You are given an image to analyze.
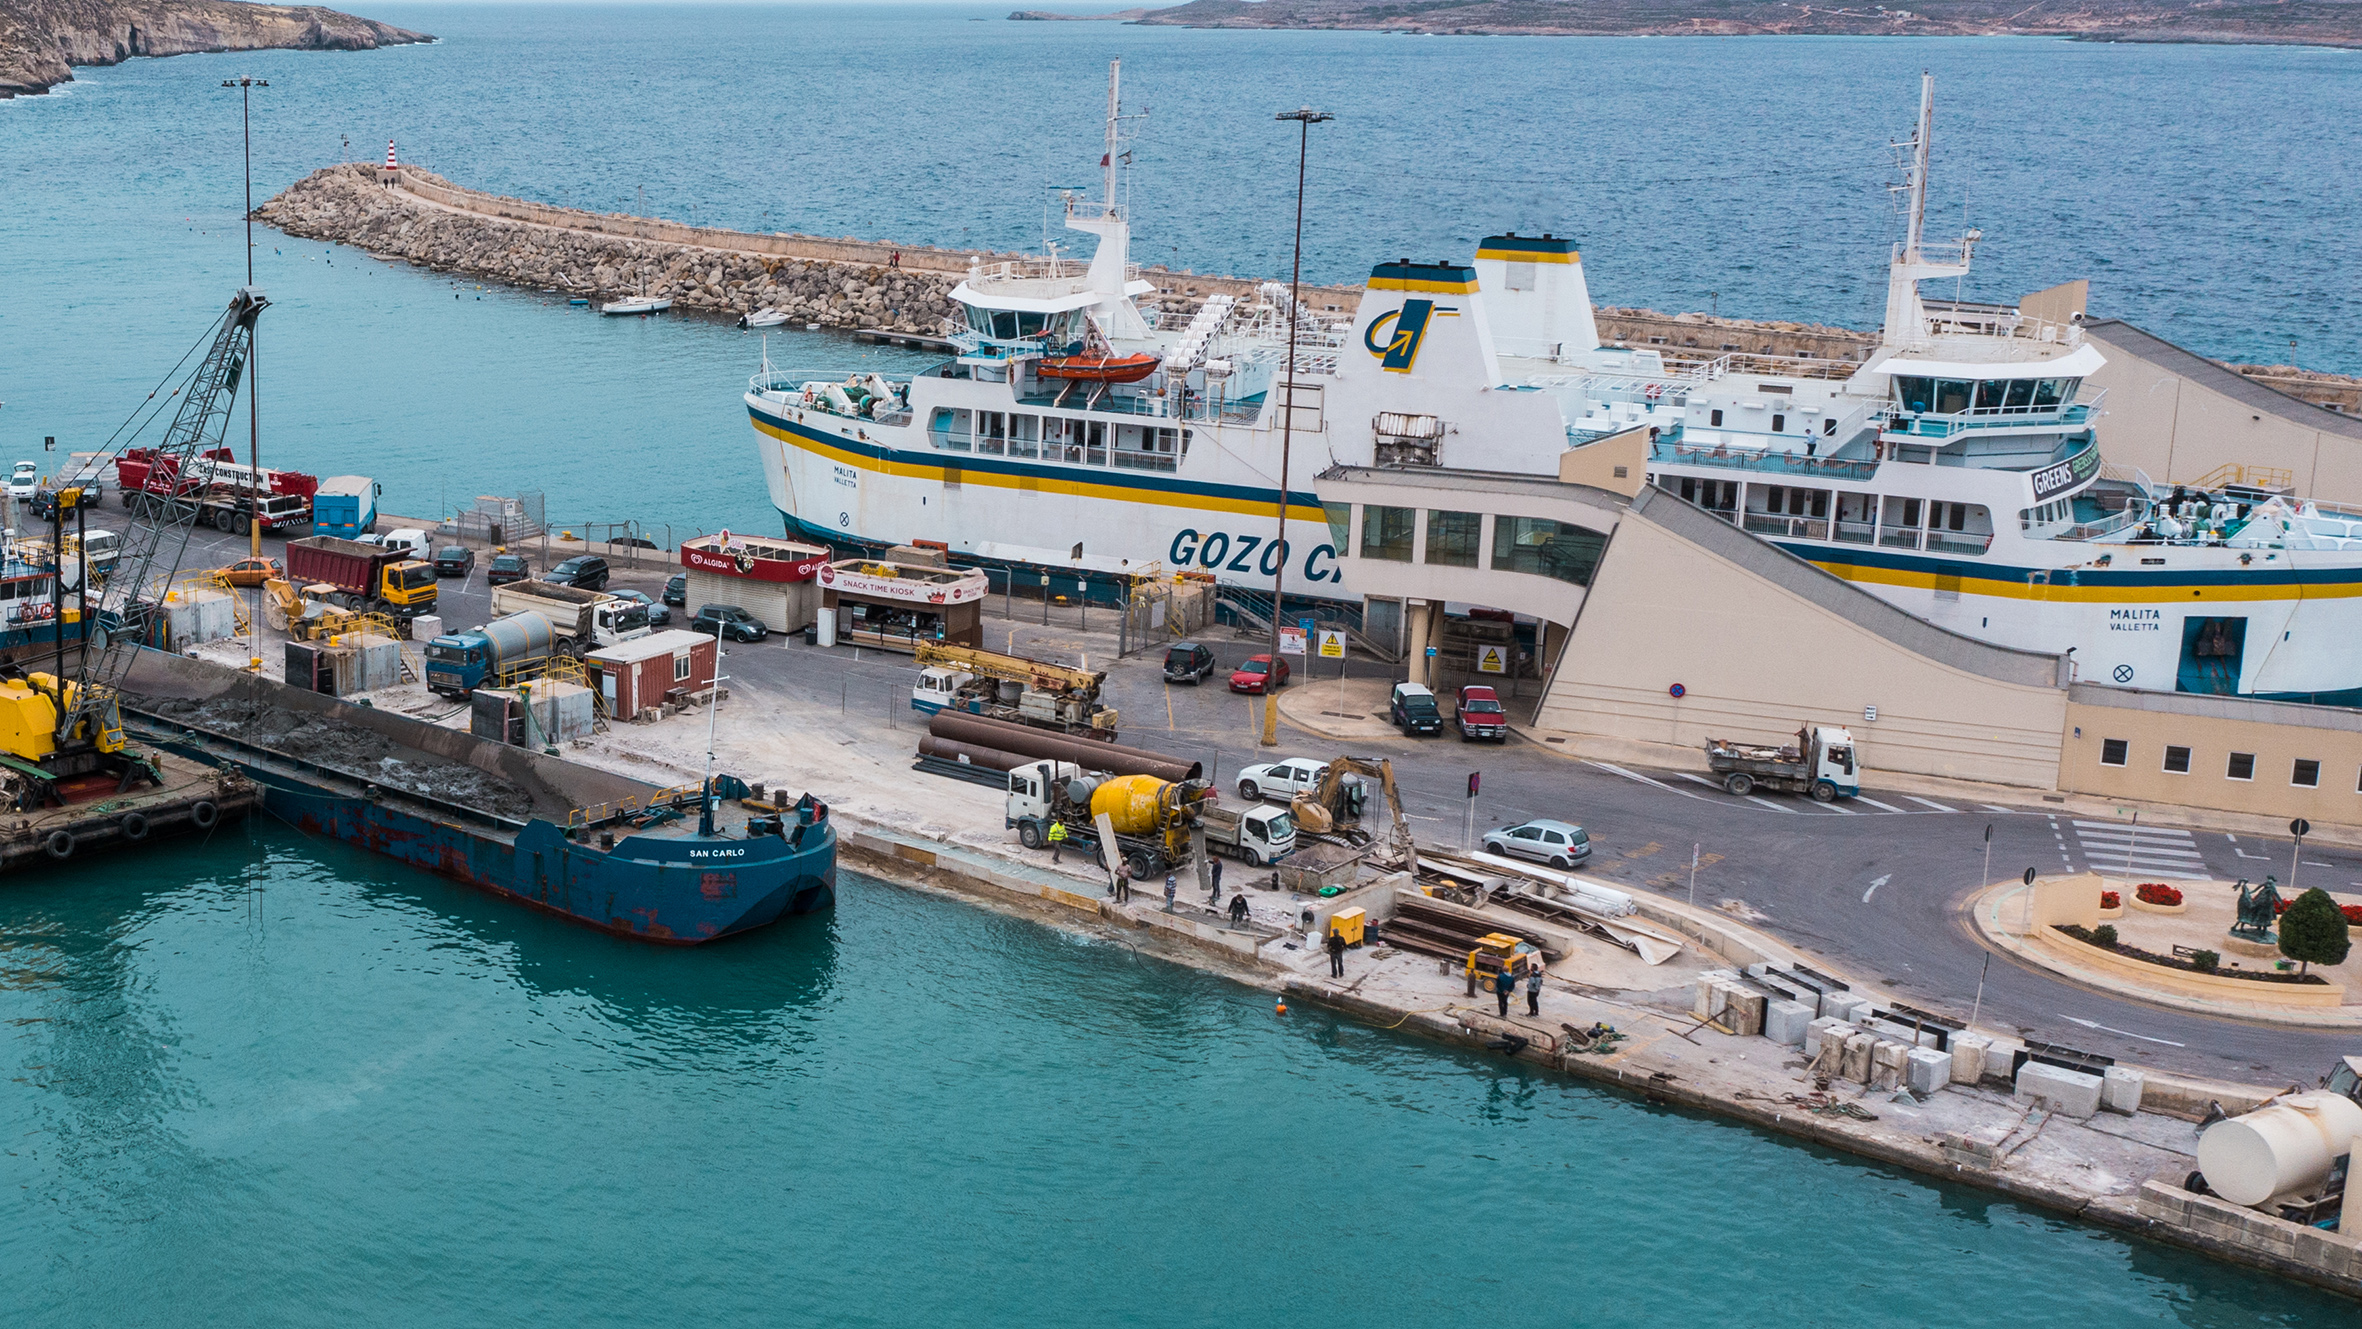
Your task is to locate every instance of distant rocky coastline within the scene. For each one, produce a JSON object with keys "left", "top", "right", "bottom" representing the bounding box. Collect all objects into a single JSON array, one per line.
[
  {"left": 0, "top": 0, "right": 431, "bottom": 98},
  {"left": 1015, "top": 0, "right": 2362, "bottom": 46}
]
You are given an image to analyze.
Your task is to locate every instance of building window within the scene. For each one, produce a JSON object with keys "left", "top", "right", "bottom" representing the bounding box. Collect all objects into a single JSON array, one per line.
[
  {"left": 675, "top": 654, "right": 693, "bottom": 682},
  {"left": 2163, "top": 746, "right": 2191, "bottom": 774},
  {"left": 2293, "top": 758, "right": 2321, "bottom": 788},
  {"left": 1322, "top": 501, "right": 1352, "bottom": 553},
  {"left": 1425, "top": 510, "right": 1482, "bottom": 567},
  {"left": 1360, "top": 505, "right": 1415, "bottom": 562},
  {"left": 1492, "top": 516, "right": 1608, "bottom": 585},
  {"left": 2227, "top": 752, "right": 2255, "bottom": 781},
  {"left": 2100, "top": 739, "right": 2128, "bottom": 767}
]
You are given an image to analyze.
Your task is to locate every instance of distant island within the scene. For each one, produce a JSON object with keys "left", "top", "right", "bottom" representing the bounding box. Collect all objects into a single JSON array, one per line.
[
  {"left": 1012, "top": 0, "right": 2362, "bottom": 45},
  {"left": 1, "top": 0, "right": 431, "bottom": 98}
]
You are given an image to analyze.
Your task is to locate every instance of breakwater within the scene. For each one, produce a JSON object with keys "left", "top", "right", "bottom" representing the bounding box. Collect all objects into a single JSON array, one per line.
[{"left": 258, "top": 164, "right": 1362, "bottom": 335}]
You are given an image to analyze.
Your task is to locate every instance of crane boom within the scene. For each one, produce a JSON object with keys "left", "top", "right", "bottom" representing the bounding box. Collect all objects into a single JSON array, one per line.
[
  {"left": 913, "top": 641, "right": 1104, "bottom": 698},
  {"left": 59, "top": 286, "right": 267, "bottom": 745}
]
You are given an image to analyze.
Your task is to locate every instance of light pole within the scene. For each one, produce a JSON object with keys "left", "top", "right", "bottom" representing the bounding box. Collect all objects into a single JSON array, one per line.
[
  {"left": 223, "top": 76, "right": 268, "bottom": 563},
  {"left": 1262, "top": 105, "right": 1331, "bottom": 747}
]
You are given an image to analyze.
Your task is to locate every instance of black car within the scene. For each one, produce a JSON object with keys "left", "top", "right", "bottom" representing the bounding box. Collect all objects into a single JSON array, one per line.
[
  {"left": 691, "top": 603, "right": 768, "bottom": 642},
  {"left": 486, "top": 553, "right": 532, "bottom": 585},
  {"left": 611, "top": 588, "right": 670, "bottom": 627},
  {"left": 1163, "top": 642, "right": 1217, "bottom": 685},
  {"left": 662, "top": 573, "right": 688, "bottom": 607},
  {"left": 544, "top": 555, "right": 611, "bottom": 591},
  {"left": 1389, "top": 682, "right": 1443, "bottom": 736},
  {"left": 432, "top": 546, "right": 476, "bottom": 578}
]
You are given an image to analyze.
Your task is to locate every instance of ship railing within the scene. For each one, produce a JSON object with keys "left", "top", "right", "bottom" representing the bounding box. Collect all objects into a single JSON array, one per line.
[
  {"left": 1926, "top": 530, "right": 1996, "bottom": 555},
  {"left": 1878, "top": 526, "right": 1924, "bottom": 551},
  {"left": 1109, "top": 449, "right": 1180, "bottom": 474},
  {"left": 1831, "top": 519, "right": 1876, "bottom": 546},
  {"left": 2056, "top": 508, "right": 2144, "bottom": 542},
  {"left": 1741, "top": 512, "right": 1831, "bottom": 541},
  {"left": 1650, "top": 443, "right": 1879, "bottom": 482}
]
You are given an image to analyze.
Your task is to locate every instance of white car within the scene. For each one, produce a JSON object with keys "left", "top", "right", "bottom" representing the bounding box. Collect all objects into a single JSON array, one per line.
[
  {"left": 1236, "top": 758, "right": 1363, "bottom": 809},
  {"left": 6, "top": 462, "right": 39, "bottom": 499}
]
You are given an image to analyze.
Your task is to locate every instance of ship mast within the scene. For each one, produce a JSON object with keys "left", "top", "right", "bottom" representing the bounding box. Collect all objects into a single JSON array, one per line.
[
  {"left": 1903, "top": 71, "right": 1931, "bottom": 265},
  {"left": 1103, "top": 58, "right": 1121, "bottom": 218},
  {"left": 1880, "top": 71, "right": 1971, "bottom": 351}
]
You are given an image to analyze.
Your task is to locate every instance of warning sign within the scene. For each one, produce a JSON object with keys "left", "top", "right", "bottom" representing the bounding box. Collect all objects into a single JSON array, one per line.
[
  {"left": 1476, "top": 645, "right": 1508, "bottom": 675},
  {"left": 1279, "top": 628, "right": 1307, "bottom": 656},
  {"left": 1318, "top": 630, "right": 1345, "bottom": 659}
]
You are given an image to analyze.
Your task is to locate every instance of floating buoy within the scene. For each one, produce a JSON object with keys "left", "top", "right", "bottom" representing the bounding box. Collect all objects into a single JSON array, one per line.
[{"left": 1274, "top": 997, "right": 1287, "bottom": 1016}]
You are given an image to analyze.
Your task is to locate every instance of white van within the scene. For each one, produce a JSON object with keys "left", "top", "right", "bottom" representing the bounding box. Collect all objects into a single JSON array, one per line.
[{"left": 382, "top": 528, "right": 433, "bottom": 561}]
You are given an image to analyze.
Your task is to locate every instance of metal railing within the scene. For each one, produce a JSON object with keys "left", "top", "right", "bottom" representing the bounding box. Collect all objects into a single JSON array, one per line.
[
  {"left": 1741, "top": 513, "right": 1831, "bottom": 541},
  {"left": 1651, "top": 443, "right": 1879, "bottom": 481},
  {"left": 1926, "top": 530, "right": 1996, "bottom": 555},
  {"left": 1832, "top": 519, "right": 1876, "bottom": 546}
]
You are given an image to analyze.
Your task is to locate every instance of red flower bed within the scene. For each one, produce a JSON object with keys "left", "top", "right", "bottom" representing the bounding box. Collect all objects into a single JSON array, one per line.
[
  {"left": 2345, "top": 903, "right": 2362, "bottom": 925},
  {"left": 2101, "top": 891, "right": 2121, "bottom": 910},
  {"left": 2136, "top": 883, "right": 2183, "bottom": 906}
]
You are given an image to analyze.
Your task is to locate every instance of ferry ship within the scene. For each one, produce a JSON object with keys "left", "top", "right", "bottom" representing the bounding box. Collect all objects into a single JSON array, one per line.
[
  {"left": 1322, "top": 75, "right": 2362, "bottom": 705},
  {"left": 745, "top": 61, "right": 1351, "bottom": 606}
]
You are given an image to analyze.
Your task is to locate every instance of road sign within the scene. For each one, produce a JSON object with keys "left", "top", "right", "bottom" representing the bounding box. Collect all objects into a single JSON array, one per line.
[
  {"left": 1299, "top": 616, "right": 1315, "bottom": 635},
  {"left": 1279, "top": 627, "right": 1306, "bottom": 655},
  {"left": 2292, "top": 818, "right": 2311, "bottom": 838},
  {"left": 1467, "top": 772, "right": 1481, "bottom": 798},
  {"left": 2023, "top": 868, "right": 2037, "bottom": 886},
  {"left": 1317, "top": 630, "right": 1345, "bottom": 659},
  {"left": 1476, "top": 645, "right": 1507, "bottom": 674}
]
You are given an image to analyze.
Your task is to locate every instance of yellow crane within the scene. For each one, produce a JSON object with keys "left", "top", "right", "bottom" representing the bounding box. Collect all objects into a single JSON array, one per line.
[{"left": 913, "top": 641, "right": 1118, "bottom": 734}]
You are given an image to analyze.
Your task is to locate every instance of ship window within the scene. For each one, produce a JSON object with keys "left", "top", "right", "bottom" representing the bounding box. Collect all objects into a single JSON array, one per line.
[
  {"left": 1709, "top": 409, "right": 1724, "bottom": 427},
  {"left": 2227, "top": 752, "right": 2255, "bottom": 781},
  {"left": 1823, "top": 418, "right": 1837, "bottom": 435},
  {"left": 1323, "top": 502, "right": 1353, "bottom": 552},
  {"left": 1772, "top": 414, "right": 1786, "bottom": 433},
  {"left": 1934, "top": 380, "right": 1972, "bottom": 414},
  {"left": 1016, "top": 311, "right": 1047, "bottom": 338},
  {"left": 2005, "top": 380, "right": 2037, "bottom": 410},
  {"left": 1008, "top": 415, "right": 1039, "bottom": 459},
  {"left": 1425, "top": 510, "right": 1482, "bottom": 567},
  {"left": 977, "top": 411, "right": 1007, "bottom": 456},
  {"left": 1973, "top": 379, "right": 2011, "bottom": 413},
  {"left": 1361, "top": 506, "right": 1415, "bottom": 562},
  {"left": 1492, "top": 516, "right": 1607, "bottom": 585},
  {"left": 2163, "top": 746, "right": 2191, "bottom": 774},
  {"left": 2293, "top": 758, "right": 2322, "bottom": 788},
  {"left": 2100, "top": 739, "right": 2128, "bottom": 767},
  {"left": 990, "top": 311, "right": 1019, "bottom": 341},
  {"left": 2032, "top": 378, "right": 2064, "bottom": 408},
  {"left": 1895, "top": 377, "right": 1935, "bottom": 414}
]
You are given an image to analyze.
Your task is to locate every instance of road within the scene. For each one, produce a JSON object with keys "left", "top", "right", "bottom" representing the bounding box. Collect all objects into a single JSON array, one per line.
[{"left": 156, "top": 516, "right": 2361, "bottom": 1085}]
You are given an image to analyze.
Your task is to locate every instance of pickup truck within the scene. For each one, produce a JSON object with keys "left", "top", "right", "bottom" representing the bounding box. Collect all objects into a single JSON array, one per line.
[
  {"left": 490, "top": 580, "right": 649, "bottom": 654},
  {"left": 1234, "top": 757, "right": 1364, "bottom": 815},
  {"left": 1455, "top": 684, "right": 1508, "bottom": 742},
  {"left": 285, "top": 535, "right": 438, "bottom": 619}
]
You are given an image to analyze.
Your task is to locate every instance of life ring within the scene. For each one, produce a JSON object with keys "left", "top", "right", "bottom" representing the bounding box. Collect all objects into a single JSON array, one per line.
[
  {"left": 44, "top": 829, "right": 74, "bottom": 860},
  {"left": 119, "top": 812, "right": 150, "bottom": 842},
  {"left": 190, "top": 799, "right": 219, "bottom": 830},
  {"left": 1644, "top": 383, "right": 1665, "bottom": 400}
]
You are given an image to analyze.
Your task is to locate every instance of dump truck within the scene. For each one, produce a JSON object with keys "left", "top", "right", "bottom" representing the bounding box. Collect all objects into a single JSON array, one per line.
[
  {"left": 424, "top": 612, "right": 559, "bottom": 697},
  {"left": 1705, "top": 724, "right": 1859, "bottom": 802},
  {"left": 912, "top": 641, "right": 1118, "bottom": 738},
  {"left": 284, "top": 535, "right": 438, "bottom": 619},
  {"left": 1001, "top": 759, "right": 1281, "bottom": 878},
  {"left": 490, "top": 580, "right": 649, "bottom": 655}
]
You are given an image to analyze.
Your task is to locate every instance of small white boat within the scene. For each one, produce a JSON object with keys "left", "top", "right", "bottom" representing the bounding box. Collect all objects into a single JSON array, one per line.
[
  {"left": 601, "top": 295, "right": 671, "bottom": 316},
  {"left": 741, "top": 307, "right": 791, "bottom": 329}
]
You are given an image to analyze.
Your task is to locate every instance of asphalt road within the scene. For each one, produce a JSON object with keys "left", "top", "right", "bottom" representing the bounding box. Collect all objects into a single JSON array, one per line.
[{"left": 155, "top": 517, "right": 2361, "bottom": 1086}]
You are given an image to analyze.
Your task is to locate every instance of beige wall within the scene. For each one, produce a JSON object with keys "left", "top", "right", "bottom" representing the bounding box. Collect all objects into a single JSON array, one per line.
[
  {"left": 1557, "top": 426, "right": 1648, "bottom": 497},
  {"left": 2060, "top": 687, "right": 2362, "bottom": 824},
  {"left": 1539, "top": 508, "right": 2070, "bottom": 787},
  {"left": 2084, "top": 325, "right": 2362, "bottom": 498}
]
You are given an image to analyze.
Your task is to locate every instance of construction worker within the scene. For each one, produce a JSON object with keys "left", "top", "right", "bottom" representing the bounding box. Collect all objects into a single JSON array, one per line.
[
  {"left": 1047, "top": 819, "right": 1067, "bottom": 865},
  {"left": 1114, "top": 864, "right": 1131, "bottom": 904},
  {"left": 1207, "top": 855, "right": 1224, "bottom": 906},
  {"left": 1228, "top": 892, "right": 1249, "bottom": 928},
  {"left": 1325, "top": 926, "right": 1346, "bottom": 977},
  {"left": 1163, "top": 872, "right": 1178, "bottom": 913},
  {"left": 1526, "top": 957, "right": 1544, "bottom": 1017},
  {"left": 1494, "top": 962, "right": 1516, "bottom": 1018}
]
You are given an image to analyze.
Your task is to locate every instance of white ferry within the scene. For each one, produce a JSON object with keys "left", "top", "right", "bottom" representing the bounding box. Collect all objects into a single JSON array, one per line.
[
  {"left": 744, "top": 60, "right": 1348, "bottom": 607},
  {"left": 1322, "top": 76, "right": 2362, "bottom": 705}
]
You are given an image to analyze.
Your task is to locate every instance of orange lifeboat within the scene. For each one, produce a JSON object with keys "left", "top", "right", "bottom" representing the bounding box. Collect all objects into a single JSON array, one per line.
[{"left": 1036, "top": 352, "right": 1161, "bottom": 384}]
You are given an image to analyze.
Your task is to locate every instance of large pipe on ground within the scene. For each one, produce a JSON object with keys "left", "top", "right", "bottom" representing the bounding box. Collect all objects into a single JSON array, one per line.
[
  {"left": 926, "top": 711, "right": 1202, "bottom": 782},
  {"left": 917, "top": 736, "right": 1029, "bottom": 772}
]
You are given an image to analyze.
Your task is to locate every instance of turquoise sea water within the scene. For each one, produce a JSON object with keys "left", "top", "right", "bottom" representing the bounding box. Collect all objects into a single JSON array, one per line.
[
  {"left": 6, "top": 10, "right": 2362, "bottom": 1320},
  {"left": 0, "top": 825, "right": 2351, "bottom": 1325}
]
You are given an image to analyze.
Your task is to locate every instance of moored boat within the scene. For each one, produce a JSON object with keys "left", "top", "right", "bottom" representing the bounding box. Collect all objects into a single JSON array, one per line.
[
  {"left": 741, "top": 307, "right": 791, "bottom": 328},
  {"left": 602, "top": 295, "right": 672, "bottom": 316}
]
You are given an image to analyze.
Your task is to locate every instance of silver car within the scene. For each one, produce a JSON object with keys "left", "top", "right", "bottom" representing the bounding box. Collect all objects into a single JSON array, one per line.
[{"left": 1483, "top": 818, "right": 1592, "bottom": 869}]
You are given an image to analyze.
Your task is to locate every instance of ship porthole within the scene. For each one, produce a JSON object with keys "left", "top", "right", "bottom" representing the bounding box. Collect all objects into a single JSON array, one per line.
[
  {"left": 119, "top": 812, "right": 150, "bottom": 842},
  {"left": 191, "top": 800, "right": 219, "bottom": 830},
  {"left": 43, "top": 830, "right": 74, "bottom": 861}
]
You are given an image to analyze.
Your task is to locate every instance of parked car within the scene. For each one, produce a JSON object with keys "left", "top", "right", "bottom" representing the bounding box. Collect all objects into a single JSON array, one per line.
[
  {"left": 433, "top": 546, "right": 476, "bottom": 578},
  {"left": 1235, "top": 757, "right": 1363, "bottom": 811},
  {"left": 486, "top": 552, "right": 532, "bottom": 585},
  {"left": 215, "top": 556, "right": 283, "bottom": 588},
  {"left": 662, "top": 573, "right": 688, "bottom": 606},
  {"left": 1163, "top": 642, "right": 1217, "bottom": 685},
  {"left": 352, "top": 532, "right": 388, "bottom": 547},
  {"left": 382, "top": 527, "right": 433, "bottom": 561},
  {"left": 1456, "top": 684, "right": 1508, "bottom": 742},
  {"left": 615, "top": 536, "right": 660, "bottom": 550},
  {"left": 1390, "top": 682, "right": 1443, "bottom": 736},
  {"left": 610, "top": 588, "right": 669, "bottom": 627},
  {"left": 6, "top": 462, "right": 39, "bottom": 499},
  {"left": 1228, "top": 654, "right": 1289, "bottom": 693},
  {"left": 1483, "top": 818, "right": 1593, "bottom": 870},
  {"left": 691, "top": 603, "right": 768, "bottom": 642},
  {"left": 544, "top": 555, "right": 611, "bottom": 590}
]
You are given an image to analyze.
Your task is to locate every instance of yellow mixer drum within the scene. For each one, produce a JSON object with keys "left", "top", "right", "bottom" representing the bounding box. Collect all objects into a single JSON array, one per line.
[{"left": 1087, "top": 774, "right": 1174, "bottom": 837}]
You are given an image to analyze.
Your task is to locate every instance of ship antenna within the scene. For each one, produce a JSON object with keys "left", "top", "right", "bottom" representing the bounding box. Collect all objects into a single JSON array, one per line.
[
  {"left": 1905, "top": 70, "right": 1932, "bottom": 263},
  {"left": 1104, "top": 59, "right": 1121, "bottom": 213},
  {"left": 698, "top": 616, "right": 728, "bottom": 837}
]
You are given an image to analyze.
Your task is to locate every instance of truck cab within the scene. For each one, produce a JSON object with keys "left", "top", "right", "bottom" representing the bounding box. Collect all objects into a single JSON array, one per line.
[
  {"left": 424, "top": 634, "right": 491, "bottom": 697},
  {"left": 1806, "top": 726, "right": 1859, "bottom": 799},
  {"left": 913, "top": 666, "right": 976, "bottom": 715},
  {"left": 382, "top": 560, "right": 440, "bottom": 616}
]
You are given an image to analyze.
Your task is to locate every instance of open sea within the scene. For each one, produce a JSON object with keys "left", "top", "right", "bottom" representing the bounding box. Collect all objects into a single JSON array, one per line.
[{"left": 3, "top": 7, "right": 2359, "bottom": 1322}]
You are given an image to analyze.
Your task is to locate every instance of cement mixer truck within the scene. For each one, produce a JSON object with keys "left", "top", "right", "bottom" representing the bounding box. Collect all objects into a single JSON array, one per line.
[{"left": 1004, "top": 760, "right": 1294, "bottom": 878}]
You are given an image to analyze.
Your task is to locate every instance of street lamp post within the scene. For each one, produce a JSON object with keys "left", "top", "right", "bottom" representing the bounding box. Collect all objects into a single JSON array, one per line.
[
  {"left": 223, "top": 76, "right": 268, "bottom": 563},
  {"left": 1262, "top": 105, "right": 1331, "bottom": 747}
]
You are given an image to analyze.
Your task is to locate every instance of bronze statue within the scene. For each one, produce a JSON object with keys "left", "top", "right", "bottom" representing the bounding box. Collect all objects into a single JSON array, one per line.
[{"left": 2231, "top": 876, "right": 2281, "bottom": 942}]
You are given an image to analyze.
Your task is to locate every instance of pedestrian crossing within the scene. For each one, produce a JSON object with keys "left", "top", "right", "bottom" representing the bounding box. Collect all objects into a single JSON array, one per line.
[{"left": 2071, "top": 819, "right": 2209, "bottom": 880}]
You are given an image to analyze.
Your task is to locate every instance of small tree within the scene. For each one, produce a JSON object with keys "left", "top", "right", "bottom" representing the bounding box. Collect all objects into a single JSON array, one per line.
[{"left": 2278, "top": 888, "right": 2353, "bottom": 977}]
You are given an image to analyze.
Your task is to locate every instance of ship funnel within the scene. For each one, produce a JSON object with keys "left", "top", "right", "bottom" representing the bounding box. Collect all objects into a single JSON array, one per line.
[{"left": 1472, "top": 234, "right": 1597, "bottom": 361}]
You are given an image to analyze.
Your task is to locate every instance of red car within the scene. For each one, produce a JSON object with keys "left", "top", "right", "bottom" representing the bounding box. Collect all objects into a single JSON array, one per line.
[
  {"left": 1229, "top": 654, "right": 1290, "bottom": 693},
  {"left": 1456, "top": 684, "right": 1508, "bottom": 742}
]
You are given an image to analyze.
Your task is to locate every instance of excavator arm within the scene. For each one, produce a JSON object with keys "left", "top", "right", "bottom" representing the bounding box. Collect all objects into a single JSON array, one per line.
[{"left": 1290, "top": 757, "right": 1418, "bottom": 873}]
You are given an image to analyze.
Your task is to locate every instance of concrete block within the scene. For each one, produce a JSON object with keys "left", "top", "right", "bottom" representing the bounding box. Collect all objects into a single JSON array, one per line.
[
  {"left": 1694, "top": 970, "right": 1739, "bottom": 1018},
  {"left": 1983, "top": 1041, "right": 2023, "bottom": 1084},
  {"left": 1821, "top": 992, "right": 1873, "bottom": 1025},
  {"left": 2101, "top": 1067, "right": 2145, "bottom": 1116},
  {"left": 1871, "top": 1039, "right": 1911, "bottom": 1090},
  {"left": 1803, "top": 1017, "right": 1853, "bottom": 1059},
  {"left": 1948, "top": 1035, "right": 1989, "bottom": 1085},
  {"left": 1764, "top": 999, "right": 1814, "bottom": 1048},
  {"left": 2015, "top": 1061, "right": 2104, "bottom": 1119},
  {"left": 1717, "top": 983, "right": 1766, "bottom": 1038},
  {"left": 1906, "top": 1047, "right": 1953, "bottom": 1096},
  {"left": 1840, "top": 1031, "right": 1876, "bottom": 1083}
]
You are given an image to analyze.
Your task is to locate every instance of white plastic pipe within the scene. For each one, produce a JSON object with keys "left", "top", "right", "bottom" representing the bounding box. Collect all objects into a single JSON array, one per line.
[{"left": 2196, "top": 1092, "right": 2362, "bottom": 1207}]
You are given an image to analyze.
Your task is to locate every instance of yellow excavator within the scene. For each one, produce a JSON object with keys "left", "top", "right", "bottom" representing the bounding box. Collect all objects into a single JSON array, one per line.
[
  {"left": 262, "top": 577, "right": 362, "bottom": 641},
  {"left": 1289, "top": 756, "right": 1418, "bottom": 873}
]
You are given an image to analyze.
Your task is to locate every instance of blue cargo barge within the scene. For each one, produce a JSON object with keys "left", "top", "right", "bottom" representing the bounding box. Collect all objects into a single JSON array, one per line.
[{"left": 121, "top": 652, "right": 833, "bottom": 943}]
